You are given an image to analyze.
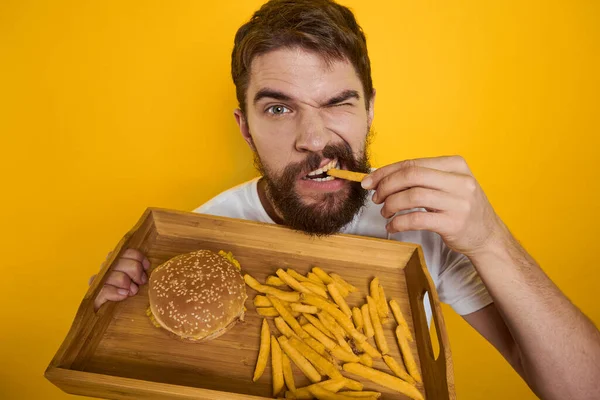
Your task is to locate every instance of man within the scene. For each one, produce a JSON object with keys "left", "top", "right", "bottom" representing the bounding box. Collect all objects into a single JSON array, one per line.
[{"left": 91, "top": 1, "right": 600, "bottom": 398}]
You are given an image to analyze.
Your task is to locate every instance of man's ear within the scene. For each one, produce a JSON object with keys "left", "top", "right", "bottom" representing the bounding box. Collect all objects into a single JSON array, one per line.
[
  {"left": 234, "top": 108, "right": 255, "bottom": 150},
  {"left": 367, "top": 88, "right": 376, "bottom": 128}
]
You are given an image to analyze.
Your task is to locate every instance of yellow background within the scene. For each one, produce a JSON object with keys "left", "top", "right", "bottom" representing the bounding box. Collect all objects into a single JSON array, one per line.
[{"left": 1, "top": 0, "right": 598, "bottom": 399}]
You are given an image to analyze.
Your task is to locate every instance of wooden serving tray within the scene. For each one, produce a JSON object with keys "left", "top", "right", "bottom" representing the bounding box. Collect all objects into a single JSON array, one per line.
[{"left": 45, "top": 208, "right": 455, "bottom": 399}]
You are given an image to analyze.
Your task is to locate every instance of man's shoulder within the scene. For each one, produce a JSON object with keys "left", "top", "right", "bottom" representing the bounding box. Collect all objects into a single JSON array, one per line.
[{"left": 193, "top": 177, "right": 272, "bottom": 223}]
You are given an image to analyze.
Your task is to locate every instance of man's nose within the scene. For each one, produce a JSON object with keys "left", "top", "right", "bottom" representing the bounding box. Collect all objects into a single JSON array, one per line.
[{"left": 295, "top": 110, "right": 331, "bottom": 153}]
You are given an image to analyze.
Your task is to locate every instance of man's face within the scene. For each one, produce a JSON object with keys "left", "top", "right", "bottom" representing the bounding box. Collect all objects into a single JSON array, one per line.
[{"left": 236, "top": 47, "right": 374, "bottom": 235}]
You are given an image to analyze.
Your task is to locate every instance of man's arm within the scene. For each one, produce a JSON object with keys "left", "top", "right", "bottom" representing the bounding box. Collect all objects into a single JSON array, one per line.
[
  {"left": 463, "top": 228, "right": 600, "bottom": 400},
  {"left": 362, "top": 155, "right": 600, "bottom": 400}
]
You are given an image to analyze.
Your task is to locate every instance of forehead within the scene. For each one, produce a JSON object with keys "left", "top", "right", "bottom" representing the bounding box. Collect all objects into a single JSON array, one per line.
[{"left": 247, "top": 47, "right": 363, "bottom": 102}]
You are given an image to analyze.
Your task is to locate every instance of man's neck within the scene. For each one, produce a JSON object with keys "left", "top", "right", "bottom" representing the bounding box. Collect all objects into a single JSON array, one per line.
[{"left": 257, "top": 177, "right": 286, "bottom": 225}]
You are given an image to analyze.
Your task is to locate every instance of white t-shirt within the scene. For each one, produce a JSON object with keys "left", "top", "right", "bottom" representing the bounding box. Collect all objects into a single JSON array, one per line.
[{"left": 194, "top": 178, "right": 493, "bottom": 322}]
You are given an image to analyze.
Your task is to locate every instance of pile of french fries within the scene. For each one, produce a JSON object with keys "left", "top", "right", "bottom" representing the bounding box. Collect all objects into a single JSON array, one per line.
[{"left": 244, "top": 267, "right": 424, "bottom": 400}]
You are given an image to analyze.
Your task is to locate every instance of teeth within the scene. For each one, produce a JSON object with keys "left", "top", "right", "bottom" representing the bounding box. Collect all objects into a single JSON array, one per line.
[
  {"left": 312, "top": 176, "right": 335, "bottom": 182},
  {"left": 307, "top": 159, "right": 338, "bottom": 176}
]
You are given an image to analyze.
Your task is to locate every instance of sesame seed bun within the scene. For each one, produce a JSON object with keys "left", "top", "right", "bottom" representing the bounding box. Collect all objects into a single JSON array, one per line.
[{"left": 147, "top": 249, "right": 247, "bottom": 342}]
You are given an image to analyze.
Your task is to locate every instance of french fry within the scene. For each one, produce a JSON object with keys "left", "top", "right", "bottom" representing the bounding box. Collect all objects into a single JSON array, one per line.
[
  {"left": 299, "top": 315, "right": 309, "bottom": 325},
  {"left": 277, "top": 268, "right": 312, "bottom": 294},
  {"left": 289, "top": 337, "right": 343, "bottom": 379},
  {"left": 254, "top": 295, "right": 272, "bottom": 307},
  {"left": 303, "top": 294, "right": 366, "bottom": 343},
  {"left": 287, "top": 268, "right": 312, "bottom": 283},
  {"left": 318, "top": 312, "right": 346, "bottom": 338},
  {"left": 305, "top": 337, "right": 328, "bottom": 357},
  {"left": 361, "top": 304, "right": 374, "bottom": 338},
  {"left": 377, "top": 285, "right": 390, "bottom": 319},
  {"left": 289, "top": 306, "right": 302, "bottom": 318},
  {"left": 291, "top": 303, "right": 319, "bottom": 314},
  {"left": 244, "top": 274, "right": 300, "bottom": 302},
  {"left": 395, "top": 326, "right": 422, "bottom": 383},
  {"left": 304, "top": 324, "right": 338, "bottom": 350},
  {"left": 389, "top": 299, "right": 413, "bottom": 342},
  {"left": 302, "top": 281, "right": 330, "bottom": 299},
  {"left": 331, "top": 346, "right": 361, "bottom": 363},
  {"left": 327, "top": 283, "right": 352, "bottom": 317},
  {"left": 257, "top": 307, "right": 279, "bottom": 317},
  {"left": 354, "top": 340, "right": 382, "bottom": 359},
  {"left": 383, "top": 355, "right": 415, "bottom": 385},
  {"left": 342, "top": 378, "right": 364, "bottom": 391},
  {"left": 342, "top": 363, "right": 424, "bottom": 400},
  {"left": 288, "top": 268, "right": 327, "bottom": 289},
  {"left": 332, "top": 281, "right": 350, "bottom": 298},
  {"left": 367, "top": 296, "right": 389, "bottom": 355},
  {"left": 307, "top": 385, "right": 357, "bottom": 400},
  {"left": 312, "top": 267, "right": 335, "bottom": 284},
  {"left": 271, "top": 335, "right": 285, "bottom": 396},
  {"left": 369, "top": 278, "right": 385, "bottom": 320},
  {"left": 275, "top": 317, "right": 297, "bottom": 338},
  {"left": 270, "top": 295, "right": 309, "bottom": 339},
  {"left": 351, "top": 307, "right": 364, "bottom": 332},
  {"left": 333, "top": 331, "right": 354, "bottom": 354},
  {"left": 307, "top": 272, "right": 326, "bottom": 285},
  {"left": 326, "top": 169, "right": 367, "bottom": 182},
  {"left": 330, "top": 273, "right": 358, "bottom": 293},
  {"left": 267, "top": 275, "right": 286, "bottom": 286},
  {"left": 339, "top": 391, "right": 381, "bottom": 398},
  {"left": 304, "top": 313, "right": 335, "bottom": 340},
  {"left": 291, "top": 379, "right": 346, "bottom": 400},
  {"left": 282, "top": 353, "right": 296, "bottom": 392},
  {"left": 253, "top": 319, "right": 271, "bottom": 381},
  {"left": 369, "top": 278, "right": 380, "bottom": 304},
  {"left": 359, "top": 353, "right": 373, "bottom": 367},
  {"left": 279, "top": 336, "right": 322, "bottom": 383}
]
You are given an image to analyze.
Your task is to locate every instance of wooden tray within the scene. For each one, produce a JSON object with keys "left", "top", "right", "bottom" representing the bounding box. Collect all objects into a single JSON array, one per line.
[{"left": 45, "top": 208, "right": 455, "bottom": 399}]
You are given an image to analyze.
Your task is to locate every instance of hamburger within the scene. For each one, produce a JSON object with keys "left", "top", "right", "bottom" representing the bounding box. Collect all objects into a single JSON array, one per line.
[{"left": 146, "top": 249, "right": 247, "bottom": 342}]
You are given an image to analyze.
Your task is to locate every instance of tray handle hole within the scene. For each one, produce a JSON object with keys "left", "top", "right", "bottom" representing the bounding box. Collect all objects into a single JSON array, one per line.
[{"left": 422, "top": 291, "right": 441, "bottom": 360}]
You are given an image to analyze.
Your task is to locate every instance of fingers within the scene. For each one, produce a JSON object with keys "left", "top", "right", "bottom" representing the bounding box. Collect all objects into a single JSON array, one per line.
[
  {"left": 121, "top": 248, "right": 151, "bottom": 271},
  {"left": 94, "top": 284, "right": 131, "bottom": 311},
  {"left": 112, "top": 257, "right": 147, "bottom": 286},
  {"left": 371, "top": 166, "right": 469, "bottom": 205},
  {"left": 380, "top": 187, "right": 464, "bottom": 219},
  {"left": 362, "top": 156, "right": 472, "bottom": 190},
  {"left": 386, "top": 211, "right": 447, "bottom": 234}
]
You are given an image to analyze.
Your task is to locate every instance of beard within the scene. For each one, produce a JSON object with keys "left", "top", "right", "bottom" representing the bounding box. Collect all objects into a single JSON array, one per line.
[{"left": 253, "top": 139, "right": 372, "bottom": 237}]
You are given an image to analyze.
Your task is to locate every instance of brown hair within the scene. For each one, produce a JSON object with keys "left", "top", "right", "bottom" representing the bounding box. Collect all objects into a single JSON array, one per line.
[{"left": 231, "top": 0, "right": 374, "bottom": 114}]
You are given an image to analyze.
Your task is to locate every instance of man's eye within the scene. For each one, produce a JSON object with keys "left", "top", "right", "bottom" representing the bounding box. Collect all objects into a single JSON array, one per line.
[{"left": 266, "top": 105, "right": 290, "bottom": 115}]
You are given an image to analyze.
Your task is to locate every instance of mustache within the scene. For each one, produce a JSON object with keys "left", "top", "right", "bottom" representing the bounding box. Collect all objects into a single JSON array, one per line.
[{"left": 291, "top": 143, "right": 361, "bottom": 176}]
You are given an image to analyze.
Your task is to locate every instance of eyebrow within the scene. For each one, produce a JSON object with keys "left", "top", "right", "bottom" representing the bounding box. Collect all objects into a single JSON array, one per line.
[
  {"left": 323, "top": 90, "right": 360, "bottom": 106},
  {"left": 253, "top": 89, "right": 292, "bottom": 105},
  {"left": 253, "top": 88, "right": 360, "bottom": 107}
]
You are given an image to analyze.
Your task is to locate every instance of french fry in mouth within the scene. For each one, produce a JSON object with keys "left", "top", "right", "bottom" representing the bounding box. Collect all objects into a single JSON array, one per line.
[{"left": 327, "top": 168, "right": 367, "bottom": 182}]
